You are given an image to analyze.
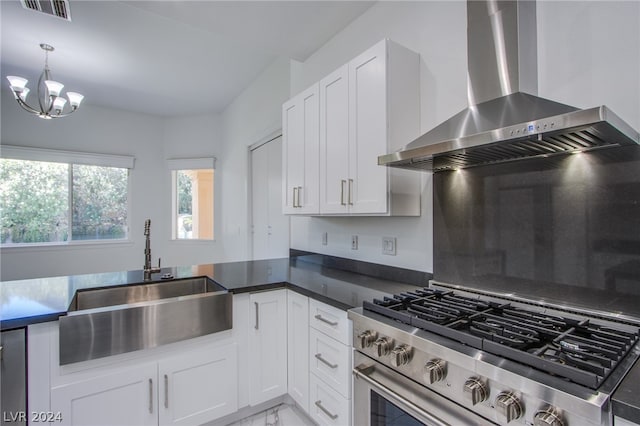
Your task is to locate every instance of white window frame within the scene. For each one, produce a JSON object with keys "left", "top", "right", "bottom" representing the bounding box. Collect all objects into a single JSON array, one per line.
[
  {"left": 1, "top": 145, "right": 135, "bottom": 248},
  {"left": 167, "top": 157, "right": 216, "bottom": 241}
]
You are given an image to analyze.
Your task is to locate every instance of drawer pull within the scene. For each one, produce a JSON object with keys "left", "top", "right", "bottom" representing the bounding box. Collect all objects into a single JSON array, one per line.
[
  {"left": 315, "top": 400, "right": 338, "bottom": 420},
  {"left": 164, "top": 374, "right": 169, "bottom": 408},
  {"left": 315, "top": 353, "right": 338, "bottom": 369},
  {"left": 148, "top": 378, "right": 153, "bottom": 414},
  {"left": 314, "top": 314, "right": 338, "bottom": 326}
]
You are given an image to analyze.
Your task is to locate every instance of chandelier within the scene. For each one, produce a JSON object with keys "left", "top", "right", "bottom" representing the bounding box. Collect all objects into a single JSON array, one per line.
[{"left": 6, "top": 43, "right": 84, "bottom": 119}]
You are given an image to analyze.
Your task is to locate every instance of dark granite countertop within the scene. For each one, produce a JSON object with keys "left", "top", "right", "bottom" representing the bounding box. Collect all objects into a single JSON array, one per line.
[
  {"left": 613, "top": 359, "right": 640, "bottom": 424},
  {"left": 0, "top": 254, "right": 428, "bottom": 330}
]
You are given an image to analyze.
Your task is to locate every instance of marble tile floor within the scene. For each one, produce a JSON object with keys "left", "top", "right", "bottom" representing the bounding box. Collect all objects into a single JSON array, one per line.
[{"left": 227, "top": 403, "right": 315, "bottom": 426}]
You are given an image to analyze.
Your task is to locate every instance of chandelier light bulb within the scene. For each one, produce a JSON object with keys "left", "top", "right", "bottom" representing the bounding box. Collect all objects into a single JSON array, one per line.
[
  {"left": 53, "top": 96, "right": 67, "bottom": 111},
  {"left": 5, "top": 44, "right": 84, "bottom": 118},
  {"left": 66, "top": 92, "right": 84, "bottom": 108},
  {"left": 19, "top": 87, "right": 30, "bottom": 102},
  {"left": 45, "top": 80, "right": 64, "bottom": 97},
  {"left": 6, "top": 76, "right": 28, "bottom": 92}
]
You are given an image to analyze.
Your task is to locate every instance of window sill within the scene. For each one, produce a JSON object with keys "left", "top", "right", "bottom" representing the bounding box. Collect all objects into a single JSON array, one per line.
[
  {"left": 1, "top": 239, "right": 134, "bottom": 253},
  {"left": 170, "top": 239, "right": 217, "bottom": 244}
]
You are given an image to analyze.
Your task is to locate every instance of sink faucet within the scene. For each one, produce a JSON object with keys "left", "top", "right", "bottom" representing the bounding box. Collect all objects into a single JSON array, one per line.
[{"left": 143, "top": 219, "right": 161, "bottom": 280}]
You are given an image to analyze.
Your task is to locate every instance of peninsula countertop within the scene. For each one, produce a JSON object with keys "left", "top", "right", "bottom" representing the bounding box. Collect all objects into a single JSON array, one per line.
[{"left": 0, "top": 254, "right": 428, "bottom": 330}]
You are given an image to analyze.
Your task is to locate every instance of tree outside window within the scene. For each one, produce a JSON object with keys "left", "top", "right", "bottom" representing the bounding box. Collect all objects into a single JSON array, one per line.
[
  {"left": 173, "top": 168, "right": 214, "bottom": 240},
  {"left": 1, "top": 158, "right": 129, "bottom": 245}
]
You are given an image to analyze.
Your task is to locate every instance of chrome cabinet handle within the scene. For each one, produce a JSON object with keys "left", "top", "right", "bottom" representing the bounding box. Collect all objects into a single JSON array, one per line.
[
  {"left": 164, "top": 374, "right": 169, "bottom": 409},
  {"left": 292, "top": 187, "right": 298, "bottom": 208},
  {"left": 297, "top": 186, "right": 302, "bottom": 207},
  {"left": 315, "top": 400, "right": 338, "bottom": 420},
  {"left": 314, "top": 314, "right": 338, "bottom": 326},
  {"left": 348, "top": 179, "right": 353, "bottom": 205},
  {"left": 340, "top": 180, "right": 346, "bottom": 205},
  {"left": 254, "top": 302, "right": 259, "bottom": 330},
  {"left": 148, "top": 378, "right": 153, "bottom": 414},
  {"left": 315, "top": 353, "right": 338, "bottom": 369}
]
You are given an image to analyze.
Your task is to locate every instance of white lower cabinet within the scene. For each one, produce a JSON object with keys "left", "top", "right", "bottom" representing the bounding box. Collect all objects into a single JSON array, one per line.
[
  {"left": 308, "top": 299, "right": 352, "bottom": 425},
  {"left": 309, "top": 328, "right": 351, "bottom": 399},
  {"left": 309, "top": 373, "right": 351, "bottom": 426},
  {"left": 287, "top": 290, "right": 310, "bottom": 413},
  {"left": 248, "top": 289, "right": 288, "bottom": 406},
  {"left": 51, "top": 344, "right": 238, "bottom": 426},
  {"left": 158, "top": 344, "right": 238, "bottom": 426},
  {"left": 51, "top": 363, "right": 158, "bottom": 426}
]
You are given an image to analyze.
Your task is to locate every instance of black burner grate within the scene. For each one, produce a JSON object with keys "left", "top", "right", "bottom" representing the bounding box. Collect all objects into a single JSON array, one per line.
[{"left": 364, "top": 287, "right": 640, "bottom": 389}]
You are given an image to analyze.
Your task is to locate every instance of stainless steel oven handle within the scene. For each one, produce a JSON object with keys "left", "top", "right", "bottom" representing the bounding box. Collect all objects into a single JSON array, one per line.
[{"left": 353, "top": 365, "right": 449, "bottom": 426}]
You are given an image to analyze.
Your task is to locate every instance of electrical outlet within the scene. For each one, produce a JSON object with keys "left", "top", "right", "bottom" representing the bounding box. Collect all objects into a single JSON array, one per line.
[
  {"left": 382, "top": 237, "right": 396, "bottom": 255},
  {"left": 351, "top": 235, "right": 358, "bottom": 250},
  {"left": 322, "top": 232, "right": 328, "bottom": 246}
]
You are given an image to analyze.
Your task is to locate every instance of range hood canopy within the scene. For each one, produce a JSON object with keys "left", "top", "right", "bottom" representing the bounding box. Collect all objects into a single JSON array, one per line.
[{"left": 379, "top": 0, "right": 640, "bottom": 172}]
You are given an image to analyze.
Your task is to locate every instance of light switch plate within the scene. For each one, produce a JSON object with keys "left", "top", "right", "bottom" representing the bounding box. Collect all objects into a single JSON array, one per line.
[{"left": 382, "top": 237, "right": 396, "bottom": 255}]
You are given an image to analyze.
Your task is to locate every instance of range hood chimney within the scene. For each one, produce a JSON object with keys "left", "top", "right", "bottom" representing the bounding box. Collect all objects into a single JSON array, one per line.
[{"left": 379, "top": 0, "right": 640, "bottom": 172}]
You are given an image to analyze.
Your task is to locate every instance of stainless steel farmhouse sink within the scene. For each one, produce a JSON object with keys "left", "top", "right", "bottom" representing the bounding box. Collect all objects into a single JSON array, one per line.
[{"left": 59, "top": 277, "right": 232, "bottom": 365}]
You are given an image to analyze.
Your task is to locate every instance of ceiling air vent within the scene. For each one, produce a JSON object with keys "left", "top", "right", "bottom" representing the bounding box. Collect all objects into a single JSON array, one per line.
[{"left": 21, "top": 0, "right": 71, "bottom": 21}]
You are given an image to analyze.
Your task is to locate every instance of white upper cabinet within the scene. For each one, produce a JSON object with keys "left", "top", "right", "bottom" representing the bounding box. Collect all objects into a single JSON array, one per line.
[
  {"left": 319, "top": 65, "right": 350, "bottom": 214},
  {"left": 282, "top": 83, "right": 320, "bottom": 215},
  {"left": 285, "top": 38, "right": 421, "bottom": 216}
]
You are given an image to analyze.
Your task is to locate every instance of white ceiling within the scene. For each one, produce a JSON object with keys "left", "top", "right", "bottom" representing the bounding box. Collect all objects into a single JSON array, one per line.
[{"left": 0, "top": 0, "right": 374, "bottom": 117}]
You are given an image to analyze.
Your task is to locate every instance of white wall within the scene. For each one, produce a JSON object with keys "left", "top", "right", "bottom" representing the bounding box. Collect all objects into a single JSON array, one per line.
[
  {"left": 0, "top": 88, "right": 224, "bottom": 280},
  {"left": 218, "top": 57, "right": 291, "bottom": 262},
  {"left": 2, "top": 1, "right": 637, "bottom": 280},
  {"left": 289, "top": 1, "right": 468, "bottom": 273},
  {"left": 287, "top": 0, "right": 639, "bottom": 273}
]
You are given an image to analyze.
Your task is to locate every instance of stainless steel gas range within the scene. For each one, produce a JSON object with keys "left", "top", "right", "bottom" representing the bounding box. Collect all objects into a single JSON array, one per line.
[{"left": 348, "top": 283, "right": 640, "bottom": 426}]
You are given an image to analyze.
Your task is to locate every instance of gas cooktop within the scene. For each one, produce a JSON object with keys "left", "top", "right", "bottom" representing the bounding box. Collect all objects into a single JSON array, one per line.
[{"left": 363, "top": 287, "right": 640, "bottom": 389}]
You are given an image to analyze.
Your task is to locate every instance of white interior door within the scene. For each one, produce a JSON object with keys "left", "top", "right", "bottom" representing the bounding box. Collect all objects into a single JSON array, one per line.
[{"left": 251, "top": 136, "right": 289, "bottom": 260}]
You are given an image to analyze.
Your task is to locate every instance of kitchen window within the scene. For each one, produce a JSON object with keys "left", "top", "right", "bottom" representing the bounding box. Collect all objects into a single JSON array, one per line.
[
  {"left": 168, "top": 158, "right": 215, "bottom": 240},
  {"left": 0, "top": 146, "right": 134, "bottom": 246}
]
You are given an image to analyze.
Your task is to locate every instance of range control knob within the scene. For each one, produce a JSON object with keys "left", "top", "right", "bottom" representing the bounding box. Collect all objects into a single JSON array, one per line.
[
  {"left": 373, "top": 336, "right": 394, "bottom": 357},
  {"left": 463, "top": 377, "right": 488, "bottom": 406},
  {"left": 390, "top": 344, "right": 412, "bottom": 367},
  {"left": 534, "top": 406, "right": 565, "bottom": 426},
  {"left": 357, "top": 330, "right": 377, "bottom": 349},
  {"left": 495, "top": 392, "right": 523, "bottom": 423},
  {"left": 424, "top": 359, "right": 447, "bottom": 384}
]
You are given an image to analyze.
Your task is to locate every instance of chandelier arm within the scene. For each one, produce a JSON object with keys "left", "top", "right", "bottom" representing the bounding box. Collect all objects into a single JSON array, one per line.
[
  {"left": 14, "top": 97, "right": 44, "bottom": 115},
  {"left": 49, "top": 107, "right": 79, "bottom": 118}
]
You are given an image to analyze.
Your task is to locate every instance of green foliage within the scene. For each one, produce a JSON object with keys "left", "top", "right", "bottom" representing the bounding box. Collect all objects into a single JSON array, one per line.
[
  {"left": 72, "top": 165, "right": 128, "bottom": 240},
  {"left": 177, "top": 171, "right": 192, "bottom": 215},
  {"left": 0, "top": 159, "right": 69, "bottom": 243},
  {"left": 1, "top": 159, "right": 128, "bottom": 244}
]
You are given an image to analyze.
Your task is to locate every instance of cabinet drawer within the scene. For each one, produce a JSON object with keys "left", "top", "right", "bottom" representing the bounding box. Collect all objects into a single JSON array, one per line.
[
  {"left": 309, "top": 373, "right": 351, "bottom": 426},
  {"left": 309, "top": 298, "right": 351, "bottom": 344},
  {"left": 309, "top": 328, "right": 351, "bottom": 398}
]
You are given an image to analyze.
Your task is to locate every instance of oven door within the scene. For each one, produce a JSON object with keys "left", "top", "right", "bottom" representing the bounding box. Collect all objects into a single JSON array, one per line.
[{"left": 353, "top": 351, "right": 494, "bottom": 426}]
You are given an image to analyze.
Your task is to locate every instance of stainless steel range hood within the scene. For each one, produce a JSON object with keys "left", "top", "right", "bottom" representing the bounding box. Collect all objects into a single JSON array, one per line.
[{"left": 379, "top": 0, "right": 640, "bottom": 172}]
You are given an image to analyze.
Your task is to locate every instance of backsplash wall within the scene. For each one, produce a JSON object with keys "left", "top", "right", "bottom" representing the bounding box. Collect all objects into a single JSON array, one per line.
[{"left": 433, "top": 146, "right": 640, "bottom": 316}]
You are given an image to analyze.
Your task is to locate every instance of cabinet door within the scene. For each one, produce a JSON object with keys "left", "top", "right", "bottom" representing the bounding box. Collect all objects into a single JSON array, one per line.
[
  {"left": 309, "top": 328, "right": 351, "bottom": 399},
  {"left": 309, "top": 374, "right": 351, "bottom": 426},
  {"left": 158, "top": 343, "right": 238, "bottom": 426},
  {"left": 252, "top": 137, "right": 289, "bottom": 260},
  {"left": 348, "top": 40, "right": 389, "bottom": 214},
  {"left": 248, "top": 289, "right": 288, "bottom": 405},
  {"left": 287, "top": 291, "right": 310, "bottom": 413},
  {"left": 282, "top": 84, "right": 319, "bottom": 215},
  {"left": 51, "top": 363, "right": 157, "bottom": 426},
  {"left": 319, "top": 65, "right": 350, "bottom": 214}
]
